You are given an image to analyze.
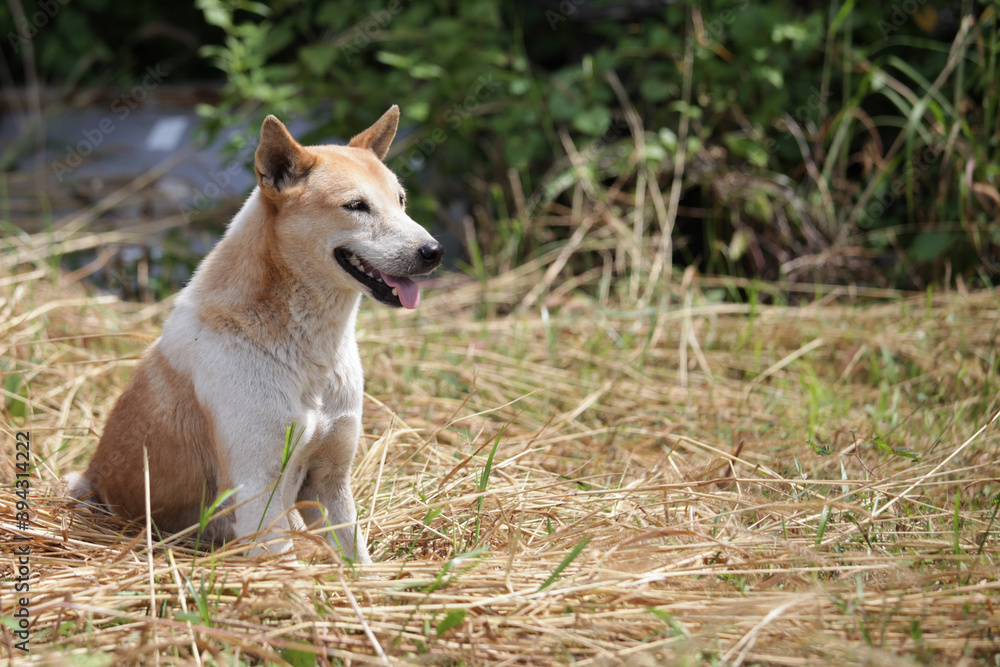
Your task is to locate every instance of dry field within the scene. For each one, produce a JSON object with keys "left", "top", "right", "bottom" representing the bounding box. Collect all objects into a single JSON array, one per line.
[{"left": 2, "top": 218, "right": 999, "bottom": 666}]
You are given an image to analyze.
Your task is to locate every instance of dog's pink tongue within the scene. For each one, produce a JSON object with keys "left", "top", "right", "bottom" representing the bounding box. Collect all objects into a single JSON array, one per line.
[{"left": 381, "top": 273, "right": 420, "bottom": 309}]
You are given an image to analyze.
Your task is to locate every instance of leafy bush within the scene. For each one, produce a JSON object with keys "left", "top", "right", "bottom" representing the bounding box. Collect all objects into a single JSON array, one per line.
[
  {"left": 1, "top": 0, "right": 220, "bottom": 87},
  {"left": 6, "top": 0, "right": 999, "bottom": 289},
  {"left": 190, "top": 0, "right": 999, "bottom": 289}
]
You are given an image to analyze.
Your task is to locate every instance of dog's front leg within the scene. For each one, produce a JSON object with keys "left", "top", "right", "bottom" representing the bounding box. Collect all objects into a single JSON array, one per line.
[
  {"left": 296, "top": 415, "right": 371, "bottom": 564},
  {"left": 200, "top": 404, "right": 304, "bottom": 555},
  {"left": 297, "top": 466, "right": 371, "bottom": 564},
  {"left": 226, "top": 449, "right": 302, "bottom": 556}
]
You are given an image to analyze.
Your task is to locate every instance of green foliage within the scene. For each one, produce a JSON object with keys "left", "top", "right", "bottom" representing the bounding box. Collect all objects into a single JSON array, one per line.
[
  {"left": 1, "top": 1, "right": 220, "bottom": 86},
  {"left": 435, "top": 608, "right": 466, "bottom": 636},
  {"left": 7, "top": 0, "right": 1000, "bottom": 288},
  {"left": 187, "top": 0, "right": 999, "bottom": 288},
  {"left": 282, "top": 646, "right": 318, "bottom": 667},
  {"left": 3, "top": 368, "right": 28, "bottom": 419}
]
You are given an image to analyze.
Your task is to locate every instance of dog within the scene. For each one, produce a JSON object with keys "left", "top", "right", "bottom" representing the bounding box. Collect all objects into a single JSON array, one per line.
[{"left": 65, "top": 106, "right": 443, "bottom": 563}]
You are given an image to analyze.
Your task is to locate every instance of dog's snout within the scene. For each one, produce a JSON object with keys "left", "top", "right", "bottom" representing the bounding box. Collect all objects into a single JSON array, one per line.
[{"left": 418, "top": 241, "right": 445, "bottom": 269}]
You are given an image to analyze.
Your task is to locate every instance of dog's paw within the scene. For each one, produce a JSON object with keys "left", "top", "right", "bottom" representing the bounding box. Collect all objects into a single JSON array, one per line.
[
  {"left": 63, "top": 472, "right": 111, "bottom": 515},
  {"left": 64, "top": 472, "right": 90, "bottom": 498}
]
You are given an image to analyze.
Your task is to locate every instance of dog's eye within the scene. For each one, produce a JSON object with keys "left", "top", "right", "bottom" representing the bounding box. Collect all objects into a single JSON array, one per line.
[
  {"left": 344, "top": 200, "right": 370, "bottom": 213},
  {"left": 398, "top": 193, "right": 406, "bottom": 207}
]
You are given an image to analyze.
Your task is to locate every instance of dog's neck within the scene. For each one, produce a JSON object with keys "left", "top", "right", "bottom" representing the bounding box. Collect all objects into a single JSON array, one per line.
[{"left": 185, "top": 188, "right": 361, "bottom": 351}]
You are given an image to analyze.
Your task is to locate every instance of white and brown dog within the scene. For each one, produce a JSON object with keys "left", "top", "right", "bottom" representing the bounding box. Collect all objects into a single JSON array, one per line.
[{"left": 66, "top": 107, "right": 443, "bottom": 562}]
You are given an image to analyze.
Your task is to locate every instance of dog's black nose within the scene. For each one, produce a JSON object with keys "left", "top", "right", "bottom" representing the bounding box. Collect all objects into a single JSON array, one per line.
[{"left": 418, "top": 241, "right": 445, "bottom": 268}]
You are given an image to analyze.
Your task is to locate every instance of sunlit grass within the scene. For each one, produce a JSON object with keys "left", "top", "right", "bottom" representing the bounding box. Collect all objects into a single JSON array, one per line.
[{"left": 1, "top": 221, "right": 998, "bottom": 664}]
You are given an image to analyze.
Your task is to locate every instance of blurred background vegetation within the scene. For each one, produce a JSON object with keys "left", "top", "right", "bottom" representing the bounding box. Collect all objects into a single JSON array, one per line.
[{"left": 2, "top": 0, "right": 999, "bottom": 293}]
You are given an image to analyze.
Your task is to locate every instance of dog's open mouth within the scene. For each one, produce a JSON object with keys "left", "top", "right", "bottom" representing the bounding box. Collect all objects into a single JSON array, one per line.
[{"left": 334, "top": 247, "right": 420, "bottom": 309}]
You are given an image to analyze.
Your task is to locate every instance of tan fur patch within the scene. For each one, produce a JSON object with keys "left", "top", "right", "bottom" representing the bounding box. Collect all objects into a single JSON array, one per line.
[
  {"left": 88, "top": 344, "right": 227, "bottom": 537},
  {"left": 194, "top": 207, "right": 295, "bottom": 345}
]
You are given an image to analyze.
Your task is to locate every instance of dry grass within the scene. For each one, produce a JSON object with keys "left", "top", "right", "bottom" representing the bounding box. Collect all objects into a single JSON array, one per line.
[{"left": 2, "top": 216, "right": 1000, "bottom": 666}]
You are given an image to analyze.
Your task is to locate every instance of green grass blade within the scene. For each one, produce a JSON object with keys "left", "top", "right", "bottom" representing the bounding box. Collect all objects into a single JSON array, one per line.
[
  {"left": 952, "top": 488, "right": 961, "bottom": 555},
  {"left": 537, "top": 536, "right": 591, "bottom": 592},
  {"left": 436, "top": 609, "right": 467, "bottom": 636},
  {"left": 479, "top": 427, "right": 504, "bottom": 493},
  {"left": 815, "top": 505, "right": 831, "bottom": 545}
]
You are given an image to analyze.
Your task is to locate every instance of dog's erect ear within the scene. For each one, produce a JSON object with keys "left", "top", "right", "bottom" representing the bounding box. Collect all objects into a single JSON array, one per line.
[
  {"left": 348, "top": 106, "right": 399, "bottom": 161},
  {"left": 255, "top": 116, "right": 315, "bottom": 195}
]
